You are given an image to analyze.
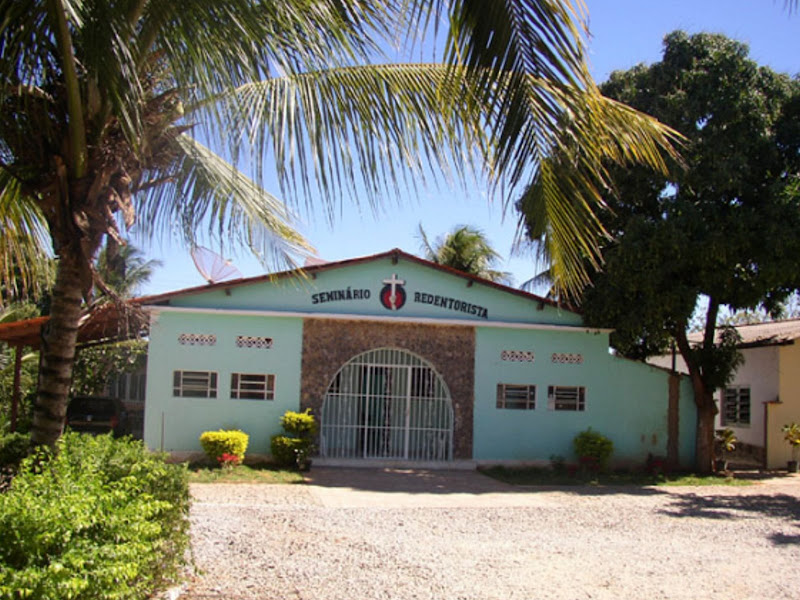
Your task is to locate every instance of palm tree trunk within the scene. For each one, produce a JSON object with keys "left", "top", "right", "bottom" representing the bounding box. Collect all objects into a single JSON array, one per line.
[{"left": 29, "top": 252, "right": 84, "bottom": 447}]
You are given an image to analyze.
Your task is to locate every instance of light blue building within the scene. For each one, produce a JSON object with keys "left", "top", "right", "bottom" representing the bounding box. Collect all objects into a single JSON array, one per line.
[{"left": 142, "top": 249, "right": 695, "bottom": 467}]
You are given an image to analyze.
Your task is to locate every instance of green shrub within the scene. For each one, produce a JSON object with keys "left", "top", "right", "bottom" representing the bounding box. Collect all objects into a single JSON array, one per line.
[
  {"left": 199, "top": 429, "right": 249, "bottom": 465},
  {"left": 0, "top": 432, "right": 29, "bottom": 468},
  {"left": 0, "top": 432, "right": 189, "bottom": 600},
  {"left": 269, "top": 435, "right": 308, "bottom": 467},
  {"left": 573, "top": 428, "right": 614, "bottom": 471},
  {"left": 280, "top": 409, "right": 318, "bottom": 438},
  {"left": 270, "top": 409, "right": 316, "bottom": 469}
]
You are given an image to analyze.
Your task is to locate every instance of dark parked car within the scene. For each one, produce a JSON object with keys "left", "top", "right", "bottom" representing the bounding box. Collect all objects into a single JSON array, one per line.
[{"left": 66, "top": 396, "right": 128, "bottom": 436}]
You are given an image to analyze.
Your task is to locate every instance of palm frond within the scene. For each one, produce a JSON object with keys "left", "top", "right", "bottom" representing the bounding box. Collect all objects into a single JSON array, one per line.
[
  {"left": 208, "top": 64, "right": 487, "bottom": 216},
  {"left": 515, "top": 86, "right": 684, "bottom": 300},
  {"left": 444, "top": 0, "right": 594, "bottom": 188},
  {"left": 0, "top": 168, "right": 52, "bottom": 305},
  {"left": 133, "top": 134, "right": 314, "bottom": 273},
  {"left": 417, "top": 223, "right": 437, "bottom": 261}
]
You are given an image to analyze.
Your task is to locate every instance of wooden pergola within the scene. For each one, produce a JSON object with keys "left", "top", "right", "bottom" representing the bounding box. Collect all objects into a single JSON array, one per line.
[{"left": 0, "top": 303, "right": 147, "bottom": 431}]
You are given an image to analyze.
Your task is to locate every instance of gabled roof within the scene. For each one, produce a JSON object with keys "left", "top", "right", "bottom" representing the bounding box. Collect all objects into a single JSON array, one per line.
[
  {"left": 688, "top": 318, "right": 800, "bottom": 349},
  {"left": 138, "top": 247, "right": 573, "bottom": 313},
  {"left": 0, "top": 249, "right": 575, "bottom": 348}
]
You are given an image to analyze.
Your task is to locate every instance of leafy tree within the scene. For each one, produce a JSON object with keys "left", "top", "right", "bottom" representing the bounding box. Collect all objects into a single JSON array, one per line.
[
  {"left": 71, "top": 339, "right": 147, "bottom": 398},
  {"left": 418, "top": 224, "right": 511, "bottom": 283},
  {"left": 1, "top": 0, "right": 679, "bottom": 447},
  {"left": 518, "top": 31, "right": 800, "bottom": 472}
]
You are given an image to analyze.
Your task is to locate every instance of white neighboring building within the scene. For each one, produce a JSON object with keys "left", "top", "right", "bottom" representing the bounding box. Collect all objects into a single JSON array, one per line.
[{"left": 650, "top": 319, "right": 800, "bottom": 468}]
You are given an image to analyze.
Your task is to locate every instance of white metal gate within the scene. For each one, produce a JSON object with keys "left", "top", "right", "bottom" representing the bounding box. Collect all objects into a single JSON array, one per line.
[{"left": 321, "top": 348, "right": 454, "bottom": 461}]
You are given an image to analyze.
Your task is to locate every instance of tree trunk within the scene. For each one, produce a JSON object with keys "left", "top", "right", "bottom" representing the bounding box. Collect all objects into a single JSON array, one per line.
[
  {"left": 29, "top": 252, "right": 85, "bottom": 447},
  {"left": 674, "top": 324, "right": 719, "bottom": 474},
  {"left": 694, "top": 388, "right": 718, "bottom": 475}
]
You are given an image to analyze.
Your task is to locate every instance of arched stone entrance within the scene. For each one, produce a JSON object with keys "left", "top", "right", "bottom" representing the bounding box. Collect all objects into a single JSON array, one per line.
[{"left": 320, "top": 347, "right": 454, "bottom": 461}]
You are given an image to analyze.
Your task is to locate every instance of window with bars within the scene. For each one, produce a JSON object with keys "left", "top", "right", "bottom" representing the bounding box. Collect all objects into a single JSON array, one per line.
[
  {"left": 108, "top": 372, "right": 146, "bottom": 403},
  {"left": 548, "top": 386, "right": 586, "bottom": 411},
  {"left": 496, "top": 384, "right": 536, "bottom": 410},
  {"left": 723, "top": 386, "right": 750, "bottom": 425},
  {"left": 231, "top": 373, "right": 275, "bottom": 400},
  {"left": 173, "top": 370, "right": 217, "bottom": 398}
]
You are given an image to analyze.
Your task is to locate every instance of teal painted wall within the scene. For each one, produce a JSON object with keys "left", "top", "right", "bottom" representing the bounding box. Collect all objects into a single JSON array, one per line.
[
  {"left": 167, "top": 255, "right": 583, "bottom": 327},
  {"left": 678, "top": 375, "right": 697, "bottom": 467},
  {"left": 473, "top": 327, "right": 697, "bottom": 466},
  {"left": 142, "top": 253, "right": 697, "bottom": 466},
  {"left": 143, "top": 311, "right": 303, "bottom": 454}
]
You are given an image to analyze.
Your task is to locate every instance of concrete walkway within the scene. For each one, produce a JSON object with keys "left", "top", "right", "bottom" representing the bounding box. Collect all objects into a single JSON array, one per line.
[
  {"left": 302, "top": 466, "right": 800, "bottom": 508},
  {"left": 303, "top": 466, "right": 533, "bottom": 508}
]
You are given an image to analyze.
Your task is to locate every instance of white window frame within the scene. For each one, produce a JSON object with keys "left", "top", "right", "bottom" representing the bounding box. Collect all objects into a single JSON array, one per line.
[
  {"left": 173, "top": 370, "right": 218, "bottom": 398},
  {"left": 722, "top": 386, "right": 750, "bottom": 426},
  {"left": 547, "top": 386, "right": 586, "bottom": 411},
  {"left": 496, "top": 384, "right": 536, "bottom": 410},
  {"left": 231, "top": 373, "right": 276, "bottom": 400}
]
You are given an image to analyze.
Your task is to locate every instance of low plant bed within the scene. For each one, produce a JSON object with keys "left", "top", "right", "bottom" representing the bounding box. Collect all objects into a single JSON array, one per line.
[
  {"left": 479, "top": 465, "right": 752, "bottom": 487},
  {"left": 187, "top": 463, "right": 305, "bottom": 484}
]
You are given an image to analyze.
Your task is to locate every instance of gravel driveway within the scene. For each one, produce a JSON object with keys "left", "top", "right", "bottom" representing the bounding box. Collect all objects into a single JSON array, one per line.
[{"left": 179, "top": 468, "right": 800, "bottom": 600}]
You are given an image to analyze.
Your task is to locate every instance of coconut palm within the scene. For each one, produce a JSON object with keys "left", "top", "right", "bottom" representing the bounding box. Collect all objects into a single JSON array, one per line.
[
  {"left": 1, "top": 0, "right": 679, "bottom": 446},
  {"left": 419, "top": 224, "right": 511, "bottom": 284},
  {"left": 96, "top": 242, "right": 161, "bottom": 298}
]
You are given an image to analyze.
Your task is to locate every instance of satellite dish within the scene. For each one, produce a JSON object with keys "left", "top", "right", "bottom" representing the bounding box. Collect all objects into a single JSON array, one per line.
[{"left": 190, "top": 246, "right": 243, "bottom": 284}]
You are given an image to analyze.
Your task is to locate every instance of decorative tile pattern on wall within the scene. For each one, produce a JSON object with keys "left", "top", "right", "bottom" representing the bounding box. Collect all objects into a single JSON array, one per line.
[
  {"left": 551, "top": 352, "right": 583, "bottom": 364},
  {"left": 501, "top": 350, "right": 535, "bottom": 363},
  {"left": 178, "top": 333, "right": 217, "bottom": 346},
  {"left": 236, "top": 335, "right": 273, "bottom": 349}
]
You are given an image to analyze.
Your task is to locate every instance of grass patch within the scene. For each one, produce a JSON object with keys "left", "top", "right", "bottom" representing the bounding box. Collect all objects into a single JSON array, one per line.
[
  {"left": 480, "top": 466, "right": 752, "bottom": 487},
  {"left": 187, "top": 463, "right": 305, "bottom": 484},
  {"left": 658, "top": 473, "right": 751, "bottom": 487}
]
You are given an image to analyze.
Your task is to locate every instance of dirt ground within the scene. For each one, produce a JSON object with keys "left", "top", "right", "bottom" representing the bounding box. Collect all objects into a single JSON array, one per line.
[{"left": 176, "top": 468, "right": 800, "bottom": 600}]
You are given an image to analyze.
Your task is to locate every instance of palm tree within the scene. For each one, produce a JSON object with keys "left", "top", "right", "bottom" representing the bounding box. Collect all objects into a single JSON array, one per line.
[
  {"left": 419, "top": 224, "right": 511, "bottom": 284},
  {"left": 96, "top": 242, "right": 161, "bottom": 298},
  {"left": 1, "top": 0, "right": 679, "bottom": 447}
]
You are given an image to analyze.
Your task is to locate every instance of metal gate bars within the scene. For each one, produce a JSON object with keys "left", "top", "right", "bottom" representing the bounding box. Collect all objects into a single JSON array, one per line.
[{"left": 320, "top": 348, "right": 454, "bottom": 461}]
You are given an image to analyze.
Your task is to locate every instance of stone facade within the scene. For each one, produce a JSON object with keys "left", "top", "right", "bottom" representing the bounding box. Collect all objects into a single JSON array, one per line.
[{"left": 300, "top": 319, "right": 475, "bottom": 459}]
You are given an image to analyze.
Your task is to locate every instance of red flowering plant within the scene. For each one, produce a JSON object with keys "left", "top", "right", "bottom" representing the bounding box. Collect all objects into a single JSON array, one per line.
[{"left": 217, "top": 453, "right": 242, "bottom": 470}]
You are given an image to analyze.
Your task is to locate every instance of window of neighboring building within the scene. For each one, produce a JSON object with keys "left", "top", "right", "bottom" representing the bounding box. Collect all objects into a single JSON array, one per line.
[
  {"left": 548, "top": 386, "right": 586, "bottom": 411},
  {"left": 173, "top": 370, "right": 217, "bottom": 398},
  {"left": 723, "top": 386, "right": 750, "bottom": 425},
  {"left": 496, "top": 384, "right": 536, "bottom": 410},
  {"left": 108, "top": 372, "right": 146, "bottom": 403},
  {"left": 231, "top": 373, "right": 276, "bottom": 400}
]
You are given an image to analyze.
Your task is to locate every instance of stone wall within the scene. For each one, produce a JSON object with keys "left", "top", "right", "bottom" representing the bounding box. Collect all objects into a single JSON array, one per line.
[{"left": 300, "top": 319, "right": 475, "bottom": 459}]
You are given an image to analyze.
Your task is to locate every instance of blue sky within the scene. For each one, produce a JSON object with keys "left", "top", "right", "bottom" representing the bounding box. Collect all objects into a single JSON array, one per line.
[{"left": 138, "top": 1, "right": 800, "bottom": 296}]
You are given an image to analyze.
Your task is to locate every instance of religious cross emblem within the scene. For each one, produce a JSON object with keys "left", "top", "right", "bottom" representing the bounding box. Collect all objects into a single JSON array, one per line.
[{"left": 380, "top": 273, "right": 406, "bottom": 311}]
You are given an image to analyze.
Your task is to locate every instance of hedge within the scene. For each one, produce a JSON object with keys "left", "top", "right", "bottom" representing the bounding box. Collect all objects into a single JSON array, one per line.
[{"left": 0, "top": 432, "right": 190, "bottom": 600}]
